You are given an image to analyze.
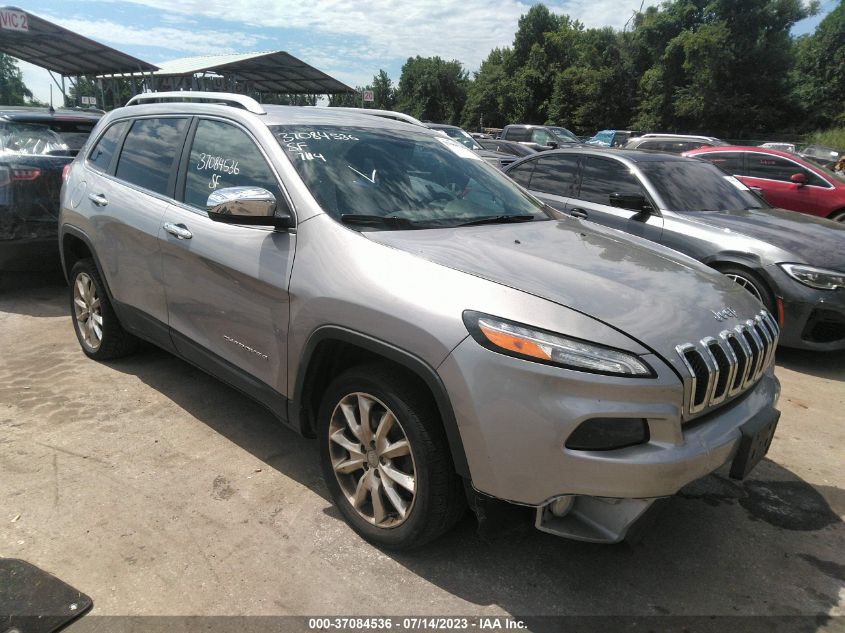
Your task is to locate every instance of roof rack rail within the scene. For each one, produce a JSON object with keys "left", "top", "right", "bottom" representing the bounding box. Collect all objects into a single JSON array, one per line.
[
  {"left": 125, "top": 91, "right": 266, "bottom": 115},
  {"left": 322, "top": 107, "right": 426, "bottom": 127}
]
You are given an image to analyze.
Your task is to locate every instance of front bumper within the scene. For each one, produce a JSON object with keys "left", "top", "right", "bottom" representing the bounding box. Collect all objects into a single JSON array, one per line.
[
  {"left": 439, "top": 336, "right": 780, "bottom": 538},
  {"left": 766, "top": 265, "right": 845, "bottom": 351}
]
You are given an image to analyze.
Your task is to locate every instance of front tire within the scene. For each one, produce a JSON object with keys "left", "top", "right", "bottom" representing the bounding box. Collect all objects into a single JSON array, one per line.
[
  {"left": 318, "top": 364, "right": 465, "bottom": 549},
  {"left": 718, "top": 265, "right": 775, "bottom": 314},
  {"left": 69, "top": 259, "right": 138, "bottom": 360},
  {"left": 829, "top": 209, "right": 845, "bottom": 223}
]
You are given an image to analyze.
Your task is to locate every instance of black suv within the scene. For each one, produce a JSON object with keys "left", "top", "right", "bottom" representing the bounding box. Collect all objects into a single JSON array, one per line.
[{"left": 0, "top": 107, "right": 102, "bottom": 269}]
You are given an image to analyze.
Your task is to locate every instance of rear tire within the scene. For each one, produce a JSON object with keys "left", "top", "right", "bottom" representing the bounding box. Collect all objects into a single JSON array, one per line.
[
  {"left": 828, "top": 209, "right": 845, "bottom": 223},
  {"left": 69, "top": 259, "right": 138, "bottom": 360},
  {"left": 318, "top": 364, "right": 465, "bottom": 550},
  {"left": 717, "top": 265, "right": 775, "bottom": 313}
]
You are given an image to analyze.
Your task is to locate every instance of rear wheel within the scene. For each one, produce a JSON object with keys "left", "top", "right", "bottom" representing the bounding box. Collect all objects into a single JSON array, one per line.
[
  {"left": 69, "top": 259, "right": 138, "bottom": 360},
  {"left": 318, "top": 364, "right": 465, "bottom": 549},
  {"left": 828, "top": 209, "right": 845, "bottom": 223},
  {"left": 718, "top": 265, "right": 775, "bottom": 313}
]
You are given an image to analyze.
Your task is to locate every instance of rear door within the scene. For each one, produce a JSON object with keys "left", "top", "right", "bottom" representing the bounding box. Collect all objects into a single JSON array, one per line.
[
  {"left": 568, "top": 156, "right": 664, "bottom": 240},
  {"left": 83, "top": 116, "right": 189, "bottom": 344},
  {"left": 160, "top": 117, "right": 295, "bottom": 396}
]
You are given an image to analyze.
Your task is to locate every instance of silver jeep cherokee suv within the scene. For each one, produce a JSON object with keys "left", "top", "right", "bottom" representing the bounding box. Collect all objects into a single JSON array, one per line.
[{"left": 59, "top": 92, "right": 781, "bottom": 549}]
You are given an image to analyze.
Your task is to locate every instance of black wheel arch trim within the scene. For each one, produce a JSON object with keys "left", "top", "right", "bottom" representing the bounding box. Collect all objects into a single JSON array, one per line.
[
  {"left": 290, "top": 325, "right": 470, "bottom": 478},
  {"left": 60, "top": 225, "right": 116, "bottom": 304}
]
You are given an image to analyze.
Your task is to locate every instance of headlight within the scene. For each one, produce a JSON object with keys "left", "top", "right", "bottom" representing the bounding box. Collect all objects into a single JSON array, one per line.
[
  {"left": 779, "top": 263, "right": 845, "bottom": 291},
  {"left": 462, "top": 311, "right": 654, "bottom": 377}
]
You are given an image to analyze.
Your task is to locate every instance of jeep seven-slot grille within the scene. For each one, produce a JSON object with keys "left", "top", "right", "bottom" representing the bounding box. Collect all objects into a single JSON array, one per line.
[{"left": 676, "top": 311, "right": 779, "bottom": 415}]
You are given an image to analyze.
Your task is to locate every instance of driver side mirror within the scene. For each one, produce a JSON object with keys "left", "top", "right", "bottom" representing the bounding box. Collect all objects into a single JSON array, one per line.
[
  {"left": 609, "top": 192, "right": 652, "bottom": 215},
  {"left": 790, "top": 173, "right": 807, "bottom": 188},
  {"left": 207, "top": 186, "right": 293, "bottom": 229},
  {"left": 546, "top": 141, "right": 559, "bottom": 149}
]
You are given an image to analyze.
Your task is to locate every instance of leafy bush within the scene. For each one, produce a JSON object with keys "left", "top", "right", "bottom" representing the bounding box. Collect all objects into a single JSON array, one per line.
[{"left": 807, "top": 128, "right": 845, "bottom": 151}]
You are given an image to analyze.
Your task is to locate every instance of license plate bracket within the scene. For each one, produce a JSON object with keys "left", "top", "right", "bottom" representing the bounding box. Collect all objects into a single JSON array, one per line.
[{"left": 729, "top": 407, "right": 780, "bottom": 480}]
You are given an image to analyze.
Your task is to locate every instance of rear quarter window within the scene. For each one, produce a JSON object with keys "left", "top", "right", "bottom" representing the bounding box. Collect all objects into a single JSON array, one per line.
[{"left": 88, "top": 121, "right": 129, "bottom": 173}]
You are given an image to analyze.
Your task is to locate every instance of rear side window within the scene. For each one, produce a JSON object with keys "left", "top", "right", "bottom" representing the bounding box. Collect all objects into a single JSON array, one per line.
[
  {"left": 505, "top": 127, "right": 530, "bottom": 142},
  {"left": 88, "top": 121, "right": 128, "bottom": 173},
  {"left": 115, "top": 117, "right": 188, "bottom": 196},
  {"left": 184, "top": 119, "right": 284, "bottom": 210},
  {"left": 577, "top": 157, "right": 646, "bottom": 206},
  {"left": 530, "top": 154, "right": 580, "bottom": 197},
  {"left": 746, "top": 153, "right": 828, "bottom": 187},
  {"left": 696, "top": 152, "right": 744, "bottom": 174},
  {"left": 507, "top": 159, "right": 536, "bottom": 187}
]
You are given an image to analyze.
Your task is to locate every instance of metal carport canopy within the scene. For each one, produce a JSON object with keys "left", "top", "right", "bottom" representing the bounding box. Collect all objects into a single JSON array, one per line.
[
  {"left": 140, "top": 51, "right": 354, "bottom": 94},
  {"left": 0, "top": 6, "right": 158, "bottom": 74}
]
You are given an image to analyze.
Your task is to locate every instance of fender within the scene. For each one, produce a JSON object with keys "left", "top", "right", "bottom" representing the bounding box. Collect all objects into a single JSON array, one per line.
[{"left": 290, "top": 325, "right": 470, "bottom": 478}]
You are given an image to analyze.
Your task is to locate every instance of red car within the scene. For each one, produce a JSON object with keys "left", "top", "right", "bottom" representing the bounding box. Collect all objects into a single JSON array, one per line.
[{"left": 683, "top": 146, "right": 845, "bottom": 223}]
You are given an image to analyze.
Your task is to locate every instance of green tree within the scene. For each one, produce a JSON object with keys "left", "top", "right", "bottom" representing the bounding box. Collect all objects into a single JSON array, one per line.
[
  {"left": 461, "top": 48, "right": 513, "bottom": 129},
  {"left": 371, "top": 69, "right": 396, "bottom": 110},
  {"left": 793, "top": 0, "right": 845, "bottom": 127},
  {"left": 328, "top": 89, "right": 365, "bottom": 107},
  {"left": 630, "top": 0, "right": 815, "bottom": 136},
  {"left": 0, "top": 53, "right": 33, "bottom": 105},
  {"left": 396, "top": 56, "right": 468, "bottom": 123}
]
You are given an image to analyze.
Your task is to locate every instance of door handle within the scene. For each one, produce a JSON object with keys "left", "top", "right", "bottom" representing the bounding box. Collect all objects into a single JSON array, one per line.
[
  {"left": 569, "top": 208, "right": 588, "bottom": 219},
  {"left": 163, "top": 222, "right": 192, "bottom": 240},
  {"left": 87, "top": 193, "right": 108, "bottom": 207}
]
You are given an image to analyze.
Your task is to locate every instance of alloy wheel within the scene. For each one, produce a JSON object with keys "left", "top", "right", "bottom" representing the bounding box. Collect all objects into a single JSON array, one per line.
[
  {"left": 73, "top": 272, "right": 103, "bottom": 351},
  {"left": 725, "top": 273, "right": 764, "bottom": 304},
  {"left": 328, "top": 392, "right": 417, "bottom": 528}
]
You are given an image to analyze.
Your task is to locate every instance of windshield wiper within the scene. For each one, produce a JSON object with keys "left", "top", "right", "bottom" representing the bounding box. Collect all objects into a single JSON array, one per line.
[
  {"left": 340, "top": 214, "right": 422, "bottom": 229},
  {"left": 455, "top": 214, "right": 536, "bottom": 227}
]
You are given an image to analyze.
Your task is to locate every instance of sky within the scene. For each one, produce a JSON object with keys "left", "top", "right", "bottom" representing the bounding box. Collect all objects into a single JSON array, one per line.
[{"left": 10, "top": 0, "right": 837, "bottom": 106}]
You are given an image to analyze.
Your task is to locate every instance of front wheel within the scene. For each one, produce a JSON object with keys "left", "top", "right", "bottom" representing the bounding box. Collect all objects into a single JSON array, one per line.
[
  {"left": 318, "top": 364, "right": 465, "bottom": 549},
  {"left": 719, "top": 265, "right": 775, "bottom": 313}
]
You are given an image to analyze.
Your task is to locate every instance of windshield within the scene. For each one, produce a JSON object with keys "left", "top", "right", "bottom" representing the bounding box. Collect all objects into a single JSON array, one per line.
[
  {"left": 639, "top": 160, "right": 769, "bottom": 212},
  {"left": 437, "top": 126, "right": 483, "bottom": 150},
  {"left": 0, "top": 119, "right": 96, "bottom": 156},
  {"left": 273, "top": 125, "right": 548, "bottom": 229},
  {"left": 549, "top": 127, "right": 580, "bottom": 143}
]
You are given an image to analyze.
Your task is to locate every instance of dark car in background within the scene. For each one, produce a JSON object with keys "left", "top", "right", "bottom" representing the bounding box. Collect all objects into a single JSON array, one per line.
[
  {"left": 1, "top": 107, "right": 102, "bottom": 269},
  {"left": 499, "top": 124, "right": 581, "bottom": 152},
  {"left": 799, "top": 144, "right": 841, "bottom": 169},
  {"left": 624, "top": 134, "right": 724, "bottom": 153},
  {"left": 476, "top": 137, "right": 537, "bottom": 158},
  {"left": 427, "top": 123, "right": 517, "bottom": 169},
  {"left": 684, "top": 146, "right": 845, "bottom": 222},
  {"left": 504, "top": 148, "right": 845, "bottom": 351}
]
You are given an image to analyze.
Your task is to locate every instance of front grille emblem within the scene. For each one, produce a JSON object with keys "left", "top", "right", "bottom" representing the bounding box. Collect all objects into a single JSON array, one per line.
[{"left": 712, "top": 307, "right": 739, "bottom": 321}]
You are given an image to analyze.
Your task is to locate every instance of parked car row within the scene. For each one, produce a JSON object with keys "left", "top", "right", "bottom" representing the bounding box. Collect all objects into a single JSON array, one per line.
[
  {"left": 50, "top": 93, "right": 843, "bottom": 552},
  {"left": 503, "top": 147, "right": 845, "bottom": 351}
]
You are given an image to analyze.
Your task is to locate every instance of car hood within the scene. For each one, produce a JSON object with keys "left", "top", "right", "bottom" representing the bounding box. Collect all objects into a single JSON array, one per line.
[
  {"left": 364, "top": 218, "right": 764, "bottom": 367},
  {"left": 690, "top": 207, "right": 845, "bottom": 270}
]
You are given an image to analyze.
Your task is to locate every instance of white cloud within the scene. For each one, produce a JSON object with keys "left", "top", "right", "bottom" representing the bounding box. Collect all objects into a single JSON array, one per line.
[
  {"left": 78, "top": 0, "right": 657, "bottom": 70},
  {"left": 43, "top": 16, "right": 263, "bottom": 56}
]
